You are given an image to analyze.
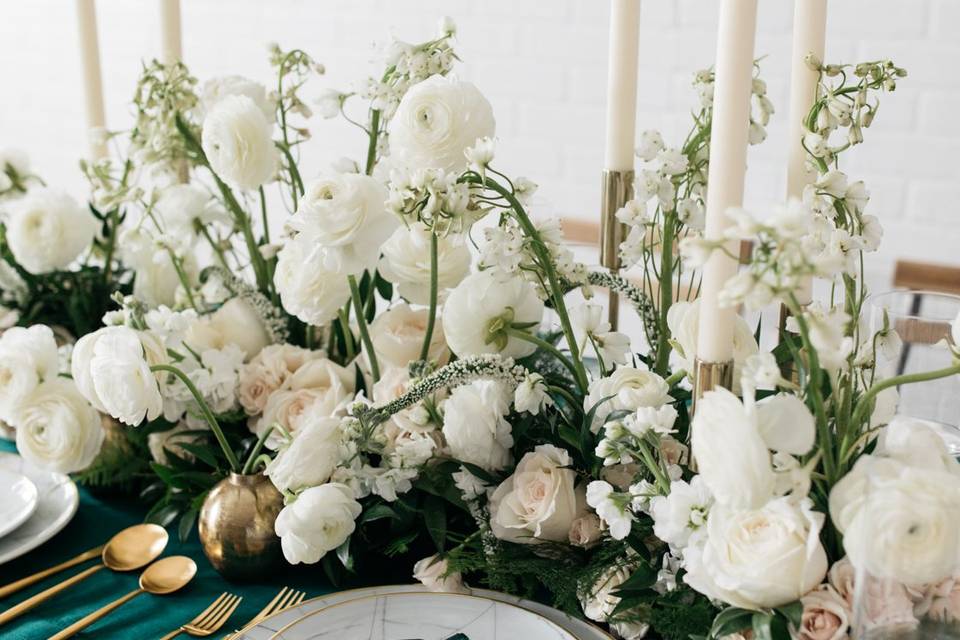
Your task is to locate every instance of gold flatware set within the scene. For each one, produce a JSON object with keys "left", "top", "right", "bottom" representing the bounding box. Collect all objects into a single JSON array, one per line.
[{"left": 0, "top": 523, "right": 306, "bottom": 639}]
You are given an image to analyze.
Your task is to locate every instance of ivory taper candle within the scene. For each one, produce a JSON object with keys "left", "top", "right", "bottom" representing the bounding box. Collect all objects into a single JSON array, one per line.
[
  {"left": 158, "top": 0, "right": 183, "bottom": 65},
  {"left": 603, "top": 0, "right": 641, "bottom": 170},
  {"left": 695, "top": 0, "right": 758, "bottom": 364},
  {"left": 75, "top": 0, "right": 107, "bottom": 160}
]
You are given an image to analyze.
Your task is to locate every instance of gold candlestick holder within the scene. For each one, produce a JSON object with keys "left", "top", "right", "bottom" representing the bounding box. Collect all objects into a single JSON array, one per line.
[
  {"left": 600, "top": 169, "right": 634, "bottom": 330},
  {"left": 692, "top": 358, "right": 734, "bottom": 412}
]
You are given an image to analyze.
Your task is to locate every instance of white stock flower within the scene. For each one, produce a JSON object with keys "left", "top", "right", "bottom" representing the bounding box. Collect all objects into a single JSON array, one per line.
[
  {"left": 464, "top": 136, "right": 495, "bottom": 177},
  {"left": 628, "top": 404, "right": 679, "bottom": 437},
  {"left": 389, "top": 75, "right": 495, "bottom": 173},
  {"left": 584, "top": 366, "right": 672, "bottom": 433},
  {"left": 274, "top": 236, "right": 352, "bottom": 326},
  {"left": 489, "top": 444, "right": 584, "bottom": 544},
  {"left": 369, "top": 302, "right": 448, "bottom": 369},
  {"left": 740, "top": 352, "right": 785, "bottom": 394},
  {"left": 452, "top": 466, "right": 488, "bottom": 501},
  {"left": 691, "top": 388, "right": 775, "bottom": 509},
  {"left": 6, "top": 189, "right": 96, "bottom": 274},
  {"left": 202, "top": 94, "right": 278, "bottom": 191},
  {"left": 413, "top": 555, "right": 467, "bottom": 593},
  {"left": 200, "top": 75, "right": 275, "bottom": 122},
  {"left": 571, "top": 303, "right": 631, "bottom": 366},
  {"left": 649, "top": 476, "right": 712, "bottom": 549},
  {"left": 635, "top": 130, "right": 665, "bottom": 162},
  {"left": 14, "top": 378, "right": 104, "bottom": 473},
  {"left": 441, "top": 271, "right": 544, "bottom": 359},
  {"left": 379, "top": 223, "right": 471, "bottom": 305},
  {"left": 0, "top": 325, "right": 59, "bottom": 423},
  {"left": 586, "top": 480, "right": 633, "bottom": 540},
  {"left": 275, "top": 482, "right": 361, "bottom": 564},
  {"left": 265, "top": 416, "right": 343, "bottom": 494},
  {"left": 683, "top": 497, "right": 828, "bottom": 609},
  {"left": 72, "top": 326, "right": 165, "bottom": 426},
  {"left": 513, "top": 373, "right": 552, "bottom": 415},
  {"left": 154, "top": 184, "right": 227, "bottom": 243},
  {"left": 289, "top": 173, "right": 397, "bottom": 275},
  {"left": 442, "top": 380, "right": 512, "bottom": 472}
]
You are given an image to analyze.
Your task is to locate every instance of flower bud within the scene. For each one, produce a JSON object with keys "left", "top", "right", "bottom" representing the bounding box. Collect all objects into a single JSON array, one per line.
[
  {"left": 804, "top": 53, "right": 822, "bottom": 71},
  {"left": 824, "top": 64, "right": 843, "bottom": 77}
]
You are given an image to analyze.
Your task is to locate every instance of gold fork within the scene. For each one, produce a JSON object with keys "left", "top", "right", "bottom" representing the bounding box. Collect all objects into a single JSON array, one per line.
[
  {"left": 222, "top": 587, "right": 305, "bottom": 640},
  {"left": 158, "top": 592, "right": 242, "bottom": 640}
]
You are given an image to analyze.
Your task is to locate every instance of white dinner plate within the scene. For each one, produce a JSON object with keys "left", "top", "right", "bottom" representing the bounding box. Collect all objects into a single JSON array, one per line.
[
  {"left": 0, "top": 452, "right": 79, "bottom": 564},
  {"left": 233, "top": 585, "right": 613, "bottom": 640},
  {"left": 0, "top": 467, "right": 39, "bottom": 538}
]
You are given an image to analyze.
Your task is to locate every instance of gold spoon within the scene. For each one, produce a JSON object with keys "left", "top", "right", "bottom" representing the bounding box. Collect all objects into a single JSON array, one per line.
[
  {"left": 49, "top": 555, "right": 197, "bottom": 640},
  {"left": 0, "top": 523, "right": 168, "bottom": 626}
]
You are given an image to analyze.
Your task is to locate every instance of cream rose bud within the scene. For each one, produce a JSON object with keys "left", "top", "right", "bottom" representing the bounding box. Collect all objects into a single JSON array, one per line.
[
  {"left": 265, "top": 416, "right": 343, "bottom": 494},
  {"left": 442, "top": 271, "right": 544, "bottom": 360},
  {"left": 6, "top": 188, "right": 97, "bottom": 274},
  {"left": 0, "top": 324, "right": 59, "bottom": 422},
  {"left": 237, "top": 344, "right": 322, "bottom": 415},
  {"left": 186, "top": 297, "right": 271, "bottom": 361},
  {"left": 692, "top": 388, "right": 775, "bottom": 509},
  {"left": 378, "top": 223, "right": 471, "bottom": 305},
  {"left": 72, "top": 326, "right": 165, "bottom": 426},
  {"left": 797, "top": 585, "right": 850, "bottom": 640},
  {"left": 389, "top": 75, "right": 495, "bottom": 174},
  {"left": 275, "top": 482, "right": 362, "bottom": 565},
  {"left": 584, "top": 366, "right": 672, "bottom": 433},
  {"left": 683, "top": 497, "right": 828, "bottom": 610},
  {"left": 667, "top": 300, "right": 758, "bottom": 393},
  {"left": 442, "top": 380, "right": 512, "bottom": 472},
  {"left": 412, "top": 555, "right": 467, "bottom": 593},
  {"left": 289, "top": 173, "right": 397, "bottom": 275},
  {"left": 15, "top": 379, "right": 104, "bottom": 473},
  {"left": 202, "top": 94, "right": 278, "bottom": 191},
  {"left": 569, "top": 513, "right": 603, "bottom": 548},
  {"left": 274, "top": 236, "right": 352, "bottom": 326},
  {"left": 200, "top": 75, "right": 275, "bottom": 122},
  {"left": 369, "top": 303, "right": 448, "bottom": 369},
  {"left": 489, "top": 445, "right": 585, "bottom": 544}
]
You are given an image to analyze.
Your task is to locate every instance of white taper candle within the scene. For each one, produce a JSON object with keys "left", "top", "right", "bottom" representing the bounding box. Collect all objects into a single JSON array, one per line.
[
  {"left": 159, "top": 0, "right": 183, "bottom": 65},
  {"left": 603, "top": 0, "right": 641, "bottom": 171},
  {"left": 695, "top": 0, "right": 758, "bottom": 363},
  {"left": 786, "top": 0, "right": 827, "bottom": 306},
  {"left": 75, "top": 0, "right": 107, "bottom": 160}
]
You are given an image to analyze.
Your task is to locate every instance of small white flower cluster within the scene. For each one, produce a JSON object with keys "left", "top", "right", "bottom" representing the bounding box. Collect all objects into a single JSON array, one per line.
[
  {"left": 386, "top": 166, "right": 475, "bottom": 235},
  {"left": 692, "top": 66, "right": 773, "bottom": 144}
]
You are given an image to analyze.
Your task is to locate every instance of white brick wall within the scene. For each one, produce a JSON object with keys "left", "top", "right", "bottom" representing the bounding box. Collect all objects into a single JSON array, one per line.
[{"left": 1, "top": 0, "right": 958, "bottom": 287}]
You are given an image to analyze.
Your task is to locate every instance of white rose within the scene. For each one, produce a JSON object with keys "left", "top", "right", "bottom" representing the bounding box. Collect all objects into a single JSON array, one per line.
[
  {"left": 6, "top": 188, "right": 96, "bottom": 274},
  {"left": 275, "top": 482, "right": 362, "bottom": 564},
  {"left": 489, "top": 444, "right": 585, "bottom": 544},
  {"left": 72, "top": 326, "right": 165, "bottom": 426},
  {"left": 389, "top": 75, "right": 496, "bottom": 173},
  {"left": 441, "top": 271, "right": 544, "bottom": 359},
  {"left": 691, "top": 388, "right": 775, "bottom": 509},
  {"left": 200, "top": 75, "right": 275, "bottom": 122},
  {"left": 288, "top": 173, "right": 398, "bottom": 275},
  {"left": 368, "top": 302, "right": 448, "bottom": 370},
  {"left": 667, "top": 299, "right": 758, "bottom": 393},
  {"left": 202, "top": 94, "right": 278, "bottom": 191},
  {"left": 274, "top": 235, "right": 352, "bottom": 326},
  {"left": 412, "top": 555, "right": 467, "bottom": 593},
  {"left": 442, "top": 380, "right": 512, "bottom": 472},
  {"left": 584, "top": 366, "right": 672, "bottom": 433},
  {"left": 378, "top": 223, "right": 471, "bottom": 305},
  {"left": 186, "top": 297, "right": 271, "bottom": 361},
  {"left": 0, "top": 324, "right": 59, "bottom": 422},
  {"left": 14, "top": 378, "right": 104, "bottom": 473},
  {"left": 684, "top": 497, "right": 828, "bottom": 609},
  {"left": 265, "top": 416, "right": 343, "bottom": 494}
]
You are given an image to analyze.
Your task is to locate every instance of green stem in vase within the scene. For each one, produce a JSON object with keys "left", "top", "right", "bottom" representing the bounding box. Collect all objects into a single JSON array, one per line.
[
  {"left": 241, "top": 425, "right": 275, "bottom": 475},
  {"left": 349, "top": 274, "right": 380, "bottom": 383},
  {"left": 653, "top": 212, "right": 677, "bottom": 376},
  {"left": 365, "top": 109, "right": 381, "bottom": 176},
  {"left": 419, "top": 231, "right": 439, "bottom": 362},
  {"left": 849, "top": 362, "right": 960, "bottom": 433}
]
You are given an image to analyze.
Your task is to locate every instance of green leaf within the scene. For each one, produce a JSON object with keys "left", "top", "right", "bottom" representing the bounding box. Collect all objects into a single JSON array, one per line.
[
  {"left": 423, "top": 494, "right": 447, "bottom": 551},
  {"left": 751, "top": 612, "right": 774, "bottom": 640},
  {"left": 374, "top": 272, "right": 393, "bottom": 301},
  {"left": 776, "top": 601, "right": 803, "bottom": 629},
  {"left": 457, "top": 462, "right": 500, "bottom": 485},
  {"left": 709, "top": 607, "right": 753, "bottom": 640},
  {"left": 178, "top": 508, "right": 198, "bottom": 543},
  {"left": 612, "top": 562, "right": 658, "bottom": 596},
  {"left": 359, "top": 503, "right": 400, "bottom": 524},
  {"left": 335, "top": 537, "right": 354, "bottom": 571},
  {"left": 177, "top": 442, "right": 219, "bottom": 469}
]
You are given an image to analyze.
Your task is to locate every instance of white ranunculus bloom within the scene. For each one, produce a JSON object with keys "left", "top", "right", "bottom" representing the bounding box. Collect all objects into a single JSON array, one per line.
[
  {"left": 202, "top": 94, "right": 278, "bottom": 191},
  {"left": 199, "top": 75, "right": 275, "bottom": 122},
  {"left": 265, "top": 416, "right": 343, "bottom": 494},
  {"left": 412, "top": 555, "right": 467, "bottom": 593},
  {"left": 754, "top": 393, "right": 816, "bottom": 455},
  {"left": 389, "top": 75, "right": 496, "bottom": 173},
  {"left": 441, "top": 271, "right": 544, "bottom": 360},
  {"left": 584, "top": 366, "right": 672, "bottom": 433},
  {"left": 684, "top": 496, "right": 828, "bottom": 610},
  {"left": 691, "top": 388, "right": 775, "bottom": 509},
  {"left": 275, "top": 482, "right": 362, "bottom": 565},
  {"left": 6, "top": 188, "right": 96, "bottom": 274},
  {"left": 289, "top": 173, "right": 397, "bottom": 275},
  {"left": 667, "top": 300, "right": 758, "bottom": 393},
  {"left": 274, "top": 236, "right": 352, "bottom": 326},
  {"left": 368, "top": 302, "right": 448, "bottom": 370},
  {"left": 0, "top": 324, "right": 59, "bottom": 423},
  {"left": 14, "top": 378, "right": 104, "bottom": 473},
  {"left": 378, "top": 223, "right": 471, "bottom": 305},
  {"left": 186, "top": 297, "right": 271, "bottom": 361},
  {"left": 489, "top": 444, "right": 584, "bottom": 544},
  {"left": 442, "top": 380, "right": 512, "bottom": 472},
  {"left": 72, "top": 326, "right": 165, "bottom": 426}
]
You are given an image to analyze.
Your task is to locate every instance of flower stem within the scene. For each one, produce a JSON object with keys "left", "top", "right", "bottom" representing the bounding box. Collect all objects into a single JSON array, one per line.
[
  {"left": 505, "top": 328, "right": 582, "bottom": 384},
  {"left": 419, "top": 232, "right": 439, "bottom": 362},
  {"left": 364, "top": 110, "right": 381, "bottom": 176},
  {"left": 349, "top": 274, "right": 380, "bottom": 383},
  {"left": 241, "top": 424, "right": 275, "bottom": 475},
  {"left": 653, "top": 213, "right": 676, "bottom": 376},
  {"left": 337, "top": 307, "right": 356, "bottom": 361},
  {"left": 150, "top": 364, "right": 240, "bottom": 472},
  {"left": 849, "top": 362, "right": 960, "bottom": 432},
  {"left": 665, "top": 369, "right": 687, "bottom": 387}
]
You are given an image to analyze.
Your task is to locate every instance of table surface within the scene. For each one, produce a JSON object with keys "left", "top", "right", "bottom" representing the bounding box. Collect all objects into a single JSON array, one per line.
[{"left": 0, "top": 440, "right": 335, "bottom": 640}]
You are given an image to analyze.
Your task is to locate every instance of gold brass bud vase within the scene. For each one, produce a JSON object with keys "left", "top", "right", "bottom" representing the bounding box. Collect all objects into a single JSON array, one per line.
[{"left": 198, "top": 472, "right": 284, "bottom": 581}]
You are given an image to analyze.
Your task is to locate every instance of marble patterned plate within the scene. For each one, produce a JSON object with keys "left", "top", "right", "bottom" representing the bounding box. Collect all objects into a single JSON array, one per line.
[
  {"left": 0, "top": 467, "right": 39, "bottom": 538},
  {"left": 0, "top": 452, "right": 79, "bottom": 564},
  {"left": 233, "top": 585, "right": 613, "bottom": 640},
  {"left": 269, "top": 591, "right": 577, "bottom": 640}
]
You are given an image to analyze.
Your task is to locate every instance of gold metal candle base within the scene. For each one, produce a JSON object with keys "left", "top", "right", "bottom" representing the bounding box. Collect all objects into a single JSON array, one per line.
[
  {"left": 692, "top": 358, "right": 734, "bottom": 411},
  {"left": 600, "top": 169, "right": 634, "bottom": 330}
]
